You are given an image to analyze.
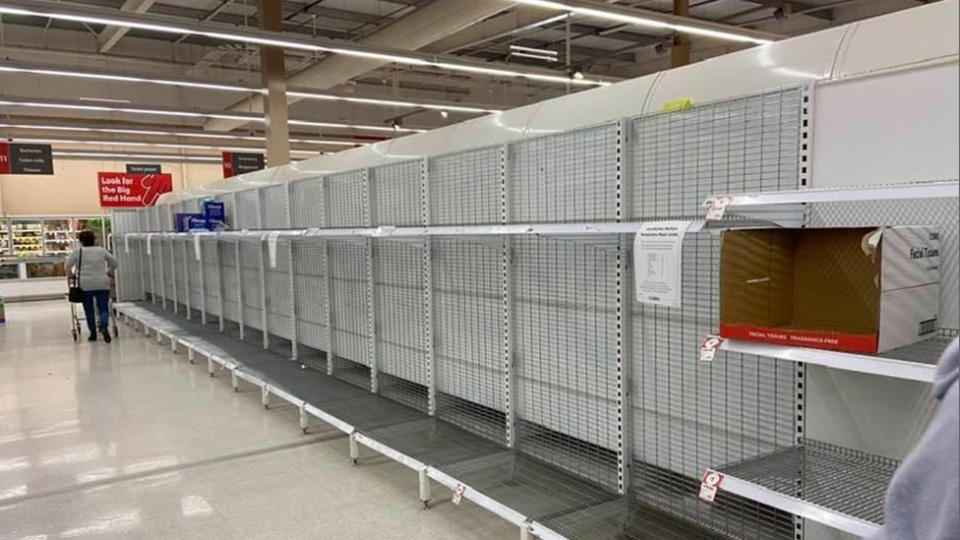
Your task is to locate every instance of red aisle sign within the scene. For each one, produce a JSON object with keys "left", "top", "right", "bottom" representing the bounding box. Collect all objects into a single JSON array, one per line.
[
  {"left": 0, "top": 143, "right": 9, "bottom": 174},
  {"left": 222, "top": 151, "right": 265, "bottom": 178},
  {"left": 98, "top": 172, "right": 173, "bottom": 207},
  {"left": 222, "top": 151, "right": 233, "bottom": 178}
]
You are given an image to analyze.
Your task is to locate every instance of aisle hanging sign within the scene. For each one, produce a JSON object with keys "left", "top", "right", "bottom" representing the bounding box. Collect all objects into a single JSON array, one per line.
[
  {"left": 98, "top": 172, "right": 173, "bottom": 207},
  {"left": 222, "top": 151, "right": 265, "bottom": 178},
  {"left": 0, "top": 143, "right": 54, "bottom": 174},
  {"left": 126, "top": 163, "right": 162, "bottom": 174},
  {"left": 634, "top": 221, "right": 694, "bottom": 308}
]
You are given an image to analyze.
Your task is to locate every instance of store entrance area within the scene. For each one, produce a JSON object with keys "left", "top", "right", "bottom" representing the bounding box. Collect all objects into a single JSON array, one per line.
[{"left": 0, "top": 301, "right": 514, "bottom": 540}]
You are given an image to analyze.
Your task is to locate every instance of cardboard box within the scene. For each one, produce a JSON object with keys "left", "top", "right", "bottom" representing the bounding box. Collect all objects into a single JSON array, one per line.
[{"left": 720, "top": 227, "right": 940, "bottom": 353}]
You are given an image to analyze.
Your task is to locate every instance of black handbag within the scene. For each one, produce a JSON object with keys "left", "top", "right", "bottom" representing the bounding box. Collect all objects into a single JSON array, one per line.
[{"left": 68, "top": 248, "right": 83, "bottom": 303}]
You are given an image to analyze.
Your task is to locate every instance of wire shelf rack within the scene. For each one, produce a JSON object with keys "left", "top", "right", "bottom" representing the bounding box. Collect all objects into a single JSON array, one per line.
[
  {"left": 718, "top": 438, "right": 899, "bottom": 526},
  {"left": 111, "top": 85, "right": 960, "bottom": 540}
]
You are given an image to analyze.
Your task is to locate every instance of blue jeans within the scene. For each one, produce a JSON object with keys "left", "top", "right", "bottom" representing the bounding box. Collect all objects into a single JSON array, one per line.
[{"left": 81, "top": 290, "right": 110, "bottom": 333}]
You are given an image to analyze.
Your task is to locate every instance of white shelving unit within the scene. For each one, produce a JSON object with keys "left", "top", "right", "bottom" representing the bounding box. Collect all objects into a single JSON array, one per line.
[
  {"left": 697, "top": 180, "right": 959, "bottom": 538},
  {"left": 121, "top": 179, "right": 959, "bottom": 539}
]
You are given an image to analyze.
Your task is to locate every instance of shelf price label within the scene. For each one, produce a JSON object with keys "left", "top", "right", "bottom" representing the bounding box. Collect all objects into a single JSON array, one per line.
[
  {"left": 704, "top": 195, "right": 733, "bottom": 221},
  {"left": 698, "top": 470, "right": 725, "bottom": 503},
  {"left": 452, "top": 484, "right": 466, "bottom": 505},
  {"left": 699, "top": 335, "right": 725, "bottom": 363}
]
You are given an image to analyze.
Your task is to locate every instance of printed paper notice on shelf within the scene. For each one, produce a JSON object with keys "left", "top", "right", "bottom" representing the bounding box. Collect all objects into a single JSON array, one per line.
[{"left": 634, "top": 221, "right": 691, "bottom": 308}]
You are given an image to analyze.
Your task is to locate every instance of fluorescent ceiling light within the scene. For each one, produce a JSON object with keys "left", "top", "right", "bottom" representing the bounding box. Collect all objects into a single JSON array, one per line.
[
  {"left": 7, "top": 137, "right": 319, "bottom": 156},
  {"left": 78, "top": 96, "right": 132, "bottom": 104},
  {"left": 510, "top": 45, "right": 559, "bottom": 56},
  {"left": 509, "top": 52, "right": 560, "bottom": 63},
  {"left": 288, "top": 119, "right": 421, "bottom": 133},
  {"left": 0, "top": 122, "right": 362, "bottom": 146},
  {"left": 285, "top": 91, "right": 499, "bottom": 114},
  {"left": 52, "top": 151, "right": 223, "bottom": 162},
  {"left": 0, "top": 99, "right": 421, "bottom": 133},
  {"left": 0, "top": 3, "right": 609, "bottom": 86},
  {"left": 0, "top": 64, "right": 501, "bottom": 114},
  {"left": 511, "top": 0, "right": 774, "bottom": 45}
]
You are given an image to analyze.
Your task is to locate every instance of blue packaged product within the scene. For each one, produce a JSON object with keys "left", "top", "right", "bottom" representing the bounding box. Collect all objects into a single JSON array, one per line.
[
  {"left": 175, "top": 213, "right": 204, "bottom": 232},
  {"left": 203, "top": 200, "right": 226, "bottom": 221},
  {"left": 206, "top": 219, "right": 226, "bottom": 231},
  {"left": 187, "top": 216, "right": 208, "bottom": 231}
]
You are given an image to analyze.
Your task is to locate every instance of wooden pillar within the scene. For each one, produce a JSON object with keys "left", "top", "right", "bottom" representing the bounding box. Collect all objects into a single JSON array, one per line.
[
  {"left": 259, "top": 0, "right": 291, "bottom": 166},
  {"left": 671, "top": 0, "right": 691, "bottom": 68}
]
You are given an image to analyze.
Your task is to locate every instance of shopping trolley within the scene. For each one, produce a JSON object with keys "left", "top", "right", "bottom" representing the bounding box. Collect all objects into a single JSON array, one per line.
[{"left": 68, "top": 275, "right": 119, "bottom": 342}]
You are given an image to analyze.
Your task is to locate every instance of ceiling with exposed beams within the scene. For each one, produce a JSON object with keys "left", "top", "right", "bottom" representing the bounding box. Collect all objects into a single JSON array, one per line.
[{"left": 0, "top": 0, "right": 930, "bottom": 160}]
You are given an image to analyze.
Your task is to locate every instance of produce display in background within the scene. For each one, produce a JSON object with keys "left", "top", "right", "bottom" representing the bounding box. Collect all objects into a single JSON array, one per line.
[
  {"left": 43, "top": 218, "right": 74, "bottom": 255},
  {"left": 0, "top": 219, "right": 8, "bottom": 256},
  {"left": 75, "top": 218, "right": 111, "bottom": 249},
  {"left": 25, "top": 261, "right": 66, "bottom": 278},
  {"left": 11, "top": 219, "right": 43, "bottom": 257}
]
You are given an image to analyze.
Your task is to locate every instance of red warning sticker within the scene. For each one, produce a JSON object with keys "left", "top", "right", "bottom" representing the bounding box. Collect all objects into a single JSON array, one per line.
[
  {"left": 704, "top": 195, "right": 733, "bottom": 221},
  {"left": 699, "top": 335, "right": 725, "bottom": 363},
  {"left": 452, "top": 484, "right": 466, "bottom": 505},
  {"left": 699, "top": 470, "right": 725, "bottom": 503}
]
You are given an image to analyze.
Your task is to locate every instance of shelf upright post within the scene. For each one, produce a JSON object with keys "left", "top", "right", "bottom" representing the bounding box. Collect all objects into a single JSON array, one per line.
[
  {"left": 321, "top": 176, "right": 335, "bottom": 376},
  {"left": 148, "top": 235, "right": 157, "bottom": 305},
  {"left": 500, "top": 143, "right": 517, "bottom": 448},
  {"left": 258, "top": 236, "right": 269, "bottom": 349},
  {"left": 794, "top": 84, "right": 814, "bottom": 540},
  {"left": 235, "top": 240, "right": 245, "bottom": 341},
  {"left": 170, "top": 237, "right": 179, "bottom": 315},
  {"left": 158, "top": 236, "right": 167, "bottom": 311},
  {"left": 198, "top": 236, "right": 207, "bottom": 325},
  {"left": 615, "top": 118, "right": 634, "bottom": 496},
  {"left": 216, "top": 238, "right": 225, "bottom": 332},
  {"left": 420, "top": 157, "right": 437, "bottom": 415},
  {"left": 286, "top": 181, "right": 298, "bottom": 362},
  {"left": 256, "top": 190, "right": 269, "bottom": 350},
  {"left": 363, "top": 167, "right": 378, "bottom": 393},
  {"left": 182, "top": 239, "right": 192, "bottom": 320},
  {"left": 137, "top": 237, "right": 147, "bottom": 303}
]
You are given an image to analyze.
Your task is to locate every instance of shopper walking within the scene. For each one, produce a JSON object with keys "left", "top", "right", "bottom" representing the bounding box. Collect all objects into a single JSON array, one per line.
[{"left": 66, "top": 231, "right": 118, "bottom": 343}]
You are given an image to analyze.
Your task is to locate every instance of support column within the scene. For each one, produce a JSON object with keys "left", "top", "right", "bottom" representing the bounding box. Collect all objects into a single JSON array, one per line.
[
  {"left": 258, "top": 0, "right": 290, "bottom": 167},
  {"left": 671, "top": 0, "right": 691, "bottom": 68}
]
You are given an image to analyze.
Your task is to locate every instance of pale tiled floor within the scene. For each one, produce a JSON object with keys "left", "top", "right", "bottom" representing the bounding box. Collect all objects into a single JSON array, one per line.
[{"left": 0, "top": 301, "right": 517, "bottom": 540}]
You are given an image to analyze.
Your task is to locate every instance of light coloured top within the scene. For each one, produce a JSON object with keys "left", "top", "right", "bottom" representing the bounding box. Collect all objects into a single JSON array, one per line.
[{"left": 66, "top": 247, "right": 118, "bottom": 292}]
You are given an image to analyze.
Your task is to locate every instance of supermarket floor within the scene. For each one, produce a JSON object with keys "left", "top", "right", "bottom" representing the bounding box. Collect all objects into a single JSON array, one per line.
[{"left": 0, "top": 300, "right": 517, "bottom": 540}]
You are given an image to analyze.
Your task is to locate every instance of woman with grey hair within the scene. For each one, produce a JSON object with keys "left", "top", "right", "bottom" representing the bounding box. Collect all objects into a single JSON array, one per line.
[{"left": 65, "top": 230, "right": 118, "bottom": 343}]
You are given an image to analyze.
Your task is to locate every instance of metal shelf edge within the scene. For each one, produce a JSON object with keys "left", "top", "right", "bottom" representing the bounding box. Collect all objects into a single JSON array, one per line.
[
  {"left": 714, "top": 180, "right": 959, "bottom": 209},
  {"left": 719, "top": 339, "right": 937, "bottom": 383},
  {"left": 710, "top": 469, "right": 881, "bottom": 538}
]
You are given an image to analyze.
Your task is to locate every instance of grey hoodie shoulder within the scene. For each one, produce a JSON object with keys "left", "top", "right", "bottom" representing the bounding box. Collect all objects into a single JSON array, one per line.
[{"left": 868, "top": 338, "right": 959, "bottom": 540}]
